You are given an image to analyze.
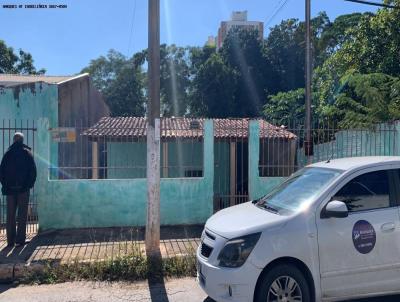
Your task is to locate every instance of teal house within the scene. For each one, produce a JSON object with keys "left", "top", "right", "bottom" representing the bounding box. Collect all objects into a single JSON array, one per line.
[
  {"left": 0, "top": 74, "right": 109, "bottom": 227},
  {"left": 0, "top": 73, "right": 109, "bottom": 178},
  {"left": 84, "top": 117, "right": 297, "bottom": 211}
]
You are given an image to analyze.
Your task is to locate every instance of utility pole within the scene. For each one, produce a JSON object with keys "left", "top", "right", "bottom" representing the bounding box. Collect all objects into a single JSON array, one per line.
[
  {"left": 146, "top": 0, "right": 161, "bottom": 256},
  {"left": 305, "top": 0, "right": 313, "bottom": 162}
]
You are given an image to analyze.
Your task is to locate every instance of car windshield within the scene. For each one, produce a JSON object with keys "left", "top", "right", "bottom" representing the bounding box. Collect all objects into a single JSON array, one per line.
[{"left": 256, "top": 167, "right": 343, "bottom": 215}]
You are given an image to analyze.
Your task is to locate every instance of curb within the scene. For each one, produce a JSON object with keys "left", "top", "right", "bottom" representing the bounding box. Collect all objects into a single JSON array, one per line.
[{"left": 0, "top": 262, "right": 45, "bottom": 283}]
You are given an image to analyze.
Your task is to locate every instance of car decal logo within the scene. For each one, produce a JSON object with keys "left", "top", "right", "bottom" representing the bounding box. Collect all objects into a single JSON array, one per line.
[{"left": 352, "top": 220, "right": 376, "bottom": 254}]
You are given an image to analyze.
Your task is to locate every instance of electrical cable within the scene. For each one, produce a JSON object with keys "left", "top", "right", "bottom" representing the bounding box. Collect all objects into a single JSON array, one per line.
[
  {"left": 264, "top": 0, "right": 291, "bottom": 29},
  {"left": 344, "top": 0, "right": 399, "bottom": 9},
  {"left": 127, "top": 0, "right": 138, "bottom": 57}
]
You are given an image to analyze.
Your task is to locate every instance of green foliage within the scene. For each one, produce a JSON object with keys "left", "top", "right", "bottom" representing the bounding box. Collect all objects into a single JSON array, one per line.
[
  {"left": 81, "top": 50, "right": 128, "bottom": 92},
  {"left": 103, "top": 64, "right": 146, "bottom": 117},
  {"left": 263, "top": 89, "right": 305, "bottom": 124},
  {"left": 332, "top": 73, "right": 400, "bottom": 128},
  {"left": 159, "top": 44, "right": 191, "bottom": 117},
  {"left": 189, "top": 52, "right": 238, "bottom": 117},
  {"left": 268, "top": 5, "right": 400, "bottom": 126},
  {"left": 81, "top": 50, "right": 145, "bottom": 117},
  {"left": 220, "top": 28, "right": 272, "bottom": 117},
  {"left": 22, "top": 250, "right": 196, "bottom": 284},
  {"left": 265, "top": 12, "right": 331, "bottom": 92},
  {"left": 190, "top": 27, "right": 273, "bottom": 118},
  {"left": 81, "top": 4, "right": 400, "bottom": 125},
  {"left": 314, "top": 5, "right": 400, "bottom": 113},
  {"left": 0, "top": 40, "right": 45, "bottom": 74}
]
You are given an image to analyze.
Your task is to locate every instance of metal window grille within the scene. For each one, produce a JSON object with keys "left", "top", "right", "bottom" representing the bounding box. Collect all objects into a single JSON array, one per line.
[{"left": 53, "top": 117, "right": 204, "bottom": 180}]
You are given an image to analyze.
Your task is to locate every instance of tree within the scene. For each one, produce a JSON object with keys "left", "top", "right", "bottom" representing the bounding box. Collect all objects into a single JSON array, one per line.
[
  {"left": 159, "top": 45, "right": 191, "bottom": 117},
  {"left": 264, "top": 12, "right": 331, "bottom": 93},
  {"left": 318, "top": 13, "right": 371, "bottom": 56},
  {"left": 263, "top": 88, "right": 306, "bottom": 124},
  {"left": 330, "top": 73, "right": 400, "bottom": 128},
  {"left": 81, "top": 49, "right": 128, "bottom": 92},
  {"left": 0, "top": 40, "right": 45, "bottom": 74},
  {"left": 189, "top": 52, "right": 238, "bottom": 117},
  {"left": 343, "top": 2, "right": 400, "bottom": 77},
  {"left": 314, "top": 4, "right": 400, "bottom": 108},
  {"left": 81, "top": 49, "right": 145, "bottom": 117},
  {"left": 220, "top": 27, "right": 273, "bottom": 117},
  {"left": 103, "top": 63, "right": 146, "bottom": 117}
]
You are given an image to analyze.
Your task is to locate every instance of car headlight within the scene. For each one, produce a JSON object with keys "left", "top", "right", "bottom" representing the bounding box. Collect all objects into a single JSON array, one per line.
[{"left": 218, "top": 233, "right": 261, "bottom": 268}]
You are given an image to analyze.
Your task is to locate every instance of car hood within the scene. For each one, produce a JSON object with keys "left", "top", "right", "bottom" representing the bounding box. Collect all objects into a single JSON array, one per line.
[{"left": 205, "top": 202, "right": 288, "bottom": 239}]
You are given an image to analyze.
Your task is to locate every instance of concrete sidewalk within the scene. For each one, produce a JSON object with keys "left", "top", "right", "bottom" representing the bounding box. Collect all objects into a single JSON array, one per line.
[{"left": 0, "top": 226, "right": 202, "bottom": 281}]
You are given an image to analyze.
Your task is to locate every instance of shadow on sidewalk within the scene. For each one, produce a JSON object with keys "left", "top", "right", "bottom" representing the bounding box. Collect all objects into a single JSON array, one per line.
[
  {"left": 148, "top": 248, "right": 169, "bottom": 302},
  {"left": 0, "top": 233, "right": 43, "bottom": 264},
  {"left": 0, "top": 225, "right": 203, "bottom": 265}
]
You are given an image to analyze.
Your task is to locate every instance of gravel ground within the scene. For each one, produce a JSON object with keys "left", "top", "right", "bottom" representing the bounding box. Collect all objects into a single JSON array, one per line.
[
  {"left": 0, "top": 278, "right": 209, "bottom": 302},
  {"left": 0, "top": 278, "right": 399, "bottom": 302}
]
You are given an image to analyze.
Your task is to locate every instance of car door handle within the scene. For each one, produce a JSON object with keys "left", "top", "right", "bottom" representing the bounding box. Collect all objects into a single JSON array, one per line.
[{"left": 381, "top": 222, "right": 396, "bottom": 232}]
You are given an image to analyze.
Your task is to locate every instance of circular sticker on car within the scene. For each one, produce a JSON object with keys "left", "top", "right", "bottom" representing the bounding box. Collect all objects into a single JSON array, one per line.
[{"left": 352, "top": 220, "right": 376, "bottom": 254}]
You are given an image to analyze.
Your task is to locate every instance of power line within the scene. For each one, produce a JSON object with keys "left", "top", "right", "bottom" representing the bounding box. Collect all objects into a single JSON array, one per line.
[
  {"left": 344, "top": 0, "right": 399, "bottom": 9},
  {"left": 264, "top": 0, "right": 291, "bottom": 29},
  {"left": 127, "top": 0, "right": 137, "bottom": 57},
  {"left": 264, "top": 0, "right": 285, "bottom": 24}
]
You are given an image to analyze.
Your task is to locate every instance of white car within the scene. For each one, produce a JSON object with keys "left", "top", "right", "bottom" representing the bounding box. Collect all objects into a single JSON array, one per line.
[{"left": 197, "top": 156, "right": 400, "bottom": 302}]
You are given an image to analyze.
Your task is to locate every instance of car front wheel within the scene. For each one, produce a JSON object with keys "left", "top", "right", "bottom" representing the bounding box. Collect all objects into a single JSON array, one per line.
[{"left": 255, "top": 264, "right": 311, "bottom": 302}]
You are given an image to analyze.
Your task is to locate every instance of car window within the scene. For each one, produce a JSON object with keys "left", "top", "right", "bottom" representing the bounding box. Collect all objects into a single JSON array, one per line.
[
  {"left": 333, "top": 170, "right": 390, "bottom": 212},
  {"left": 257, "top": 167, "right": 342, "bottom": 215}
]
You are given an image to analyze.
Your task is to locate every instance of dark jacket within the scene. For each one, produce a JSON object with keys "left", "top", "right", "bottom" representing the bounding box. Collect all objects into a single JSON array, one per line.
[{"left": 0, "top": 142, "right": 37, "bottom": 195}]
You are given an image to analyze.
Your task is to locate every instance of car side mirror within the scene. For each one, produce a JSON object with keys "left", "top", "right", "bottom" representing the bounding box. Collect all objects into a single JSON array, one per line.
[{"left": 321, "top": 200, "right": 349, "bottom": 219}]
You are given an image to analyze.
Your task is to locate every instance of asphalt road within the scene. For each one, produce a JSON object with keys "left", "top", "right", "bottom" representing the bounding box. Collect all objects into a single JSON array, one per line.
[{"left": 0, "top": 278, "right": 399, "bottom": 302}]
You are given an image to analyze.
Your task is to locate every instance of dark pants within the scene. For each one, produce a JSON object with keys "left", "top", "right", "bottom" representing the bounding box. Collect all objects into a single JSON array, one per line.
[{"left": 6, "top": 192, "right": 29, "bottom": 245}]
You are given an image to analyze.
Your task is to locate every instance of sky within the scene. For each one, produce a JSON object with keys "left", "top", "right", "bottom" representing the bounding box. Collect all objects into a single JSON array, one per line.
[{"left": 0, "top": 0, "right": 377, "bottom": 75}]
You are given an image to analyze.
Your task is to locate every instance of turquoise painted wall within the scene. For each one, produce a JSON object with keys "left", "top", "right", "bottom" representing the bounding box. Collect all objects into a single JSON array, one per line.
[
  {"left": 0, "top": 83, "right": 58, "bottom": 162},
  {"left": 107, "top": 142, "right": 147, "bottom": 178},
  {"left": 248, "top": 121, "right": 284, "bottom": 200},
  {"left": 106, "top": 140, "right": 204, "bottom": 179},
  {"left": 0, "top": 83, "right": 58, "bottom": 125},
  {"left": 38, "top": 120, "right": 214, "bottom": 230},
  {"left": 0, "top": 84, "right": 59, "bottom": 215}
]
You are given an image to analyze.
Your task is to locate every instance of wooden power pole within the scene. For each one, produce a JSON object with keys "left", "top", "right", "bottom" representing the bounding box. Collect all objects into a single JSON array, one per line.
[
  {"left": 305, "top": 0, "right": 313, "bottom": 161},
  {"left": 146, "top": 0, "right": 161, "bottom": 256}
]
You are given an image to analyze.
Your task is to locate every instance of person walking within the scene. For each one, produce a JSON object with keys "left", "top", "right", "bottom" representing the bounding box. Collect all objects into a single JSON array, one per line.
[{"left": 0, "top": 132, "right": 37, "bottom": 247}]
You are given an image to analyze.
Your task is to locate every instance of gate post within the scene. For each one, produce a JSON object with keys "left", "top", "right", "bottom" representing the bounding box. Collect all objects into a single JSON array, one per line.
[
  {"left": 248, "top": 120, "right": 260, "bottom": 201},
  {"left": 36, "top": 118, "right": 50, "bottom": 231},
  {"left": 203, "top": 120, "right": 214, "bottom": 217}
]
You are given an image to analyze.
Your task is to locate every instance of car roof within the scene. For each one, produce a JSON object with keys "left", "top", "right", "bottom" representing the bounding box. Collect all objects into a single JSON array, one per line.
[{"left": 309, "top": 156, "right": 400, "bottom": 172}]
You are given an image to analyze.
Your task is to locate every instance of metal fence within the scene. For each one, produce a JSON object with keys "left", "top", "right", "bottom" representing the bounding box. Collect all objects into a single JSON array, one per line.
[
  {"left": 0, "top": 120, "right": 38, "bottom": 234},
  {"left": 213, "top": 119, "right": 249, "bottom": 211},
  {"left": 215, "top": 119, "right": 400, "bottom": 212},
  {"left": 53, "top": 117, "right": 204, "bottom": 180},
  {"left": 287, "top": 120, "right": 399, "bottom": 170},
  {"left": 256, "top": 120, "right": 400, "bottom": 179}
]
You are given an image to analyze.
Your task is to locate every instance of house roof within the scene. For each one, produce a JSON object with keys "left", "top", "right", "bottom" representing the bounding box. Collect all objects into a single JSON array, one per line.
[
  {"left": 83, "top": 117, "right": 296, "bottom": 140},
  {"left": 0, "top": 73, "right": 89, "bottom": 88}
]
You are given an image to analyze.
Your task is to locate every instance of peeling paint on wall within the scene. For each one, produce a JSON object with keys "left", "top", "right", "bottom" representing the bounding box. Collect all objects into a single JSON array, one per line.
[{"left": 0, "top": 82, "right": 58, "bottom": 127}]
